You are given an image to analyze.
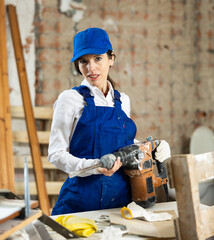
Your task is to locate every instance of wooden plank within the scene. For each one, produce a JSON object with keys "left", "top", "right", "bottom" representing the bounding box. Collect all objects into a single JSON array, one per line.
[
  {"left": 15, "top": 181, "right": 64, "bottom": 195},
  {"left": 0, "top": 209, "right": 20, "bottom": 225},
  {"left": 202, "top": 206, "right": 214, "bottom": 238},
  {"left": 0, "top": 1, "right": 15, "bottom": 193},
  {"left": 11, "top": 106, "right": 53, "bottom": 120},
  {"left": 0, "top": 0, "right": 15, "bottom": 192},
  {"left": 13, "top": 131, "right": 50, "bottom": 144},
  {"left": 0, "top": 0, "right": 8, "bottom": 190},
  {"left": 0, "top": 61, "right": 8, "bottom": 190},
  {"left": 14, "top": 156, "right": 55, "bottom": 169},
  {"left": 171, "top": 154, "right": 204, "bottom": 240},
  {"left": 194, "top": 152, "right": 214, "bottom": 182},
  {"left": 0, "top": 210, "right": 42, "bottom": 240},
  {"left": 8, "top": 5, "right": 50, "bottom": 215},
  {"left": 0, "top": 199, "right": 38, "bottom": 224}
]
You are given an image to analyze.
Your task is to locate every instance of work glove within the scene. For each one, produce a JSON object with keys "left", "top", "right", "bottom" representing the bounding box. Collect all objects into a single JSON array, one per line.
[
  {"left": 100, "top": 154, "right": 116, "bottom": 169},
  {"left": 155, "top": 140, "right": 171, "bottom": 162},
  {"left": 55, "top": 215, "right": 97, "bottom": 237}
]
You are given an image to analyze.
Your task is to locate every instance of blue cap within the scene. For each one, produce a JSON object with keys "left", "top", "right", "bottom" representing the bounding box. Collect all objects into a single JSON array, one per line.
[{"left": 71, "top": 28, "right": 113, "bottom": 63}]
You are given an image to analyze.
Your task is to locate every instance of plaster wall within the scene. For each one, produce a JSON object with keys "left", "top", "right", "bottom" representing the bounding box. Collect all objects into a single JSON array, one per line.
[{"left": 6, "top": 0, "right": 35, "bottom": 106}]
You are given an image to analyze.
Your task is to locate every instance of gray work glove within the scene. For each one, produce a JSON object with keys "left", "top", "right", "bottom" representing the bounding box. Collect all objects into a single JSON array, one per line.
[{"left": 100, "top": 154, "right": 117, "bottom": 169}]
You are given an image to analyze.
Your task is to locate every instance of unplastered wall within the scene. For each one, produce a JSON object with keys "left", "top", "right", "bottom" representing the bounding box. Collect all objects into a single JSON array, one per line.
[
  {"left": 194, "top": 1, "right": 214, "bottom": 132},
  {"left": 33, "top": 0, "right": 214, "bottom": 155}
]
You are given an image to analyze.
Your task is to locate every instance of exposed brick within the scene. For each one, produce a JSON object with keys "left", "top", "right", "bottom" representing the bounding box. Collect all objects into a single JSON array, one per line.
[{"left": 34, "top": 0, "right": 214, "bottom": 154}]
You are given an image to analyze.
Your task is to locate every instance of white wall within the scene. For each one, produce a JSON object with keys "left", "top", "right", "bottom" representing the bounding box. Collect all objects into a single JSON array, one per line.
[{"left": 6, "top": 0, "right": 35, "bottom": 106}]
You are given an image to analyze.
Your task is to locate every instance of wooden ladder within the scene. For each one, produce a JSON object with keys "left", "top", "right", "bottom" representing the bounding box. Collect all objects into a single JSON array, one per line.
[
  {"left": 11, "top": 105, "right": 66, "bottom": 209},
  {"left": 0, "top": 2, "right": 51, "bottom": 215}
]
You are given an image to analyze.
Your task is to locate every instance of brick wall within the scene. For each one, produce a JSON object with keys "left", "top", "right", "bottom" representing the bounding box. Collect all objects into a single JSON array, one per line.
[
  {"left": 194, "top": 1, "right": 214, "bottom": 135},
  {"left": 35, "top": 0, "right": 214, "bottom": 154}
]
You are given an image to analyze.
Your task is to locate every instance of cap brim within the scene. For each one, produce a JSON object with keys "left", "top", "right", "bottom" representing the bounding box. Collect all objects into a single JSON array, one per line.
[{"left": 71, "top": 48, "right": 109, "bottom": 63}]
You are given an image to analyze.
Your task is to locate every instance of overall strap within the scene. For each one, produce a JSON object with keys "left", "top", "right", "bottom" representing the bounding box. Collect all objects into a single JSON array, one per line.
[
  {"left": 113, "top": 90, "right": 122, "bottom": 108},
  {"left": 73, "top": 86, "right": 95, "bottom": 106}
]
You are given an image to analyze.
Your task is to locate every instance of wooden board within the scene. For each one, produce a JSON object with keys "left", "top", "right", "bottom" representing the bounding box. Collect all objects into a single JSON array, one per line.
[
  {"left": 13, "top": 156, "right": 55, "bottom": 169},
  {"left": 0, "top": 0, "right": 15, "bottom": 193},
  {"left": 7, "top": 5, "right": 50, "bottom": 215},
  {"left": 0, "top": 207, "right": 20, "bottom": 225},
  {"left": 15, "top": 181, "right": 64, "bottom": 195},
  {"left": 0, "top": 210, "right": 42, "bottom": 240},
  {"left": 10, "top": 106, "right": 53, "bottom": 120},
  {"left": 0, "top": 199, "right": 39, "bottom": 224},
  {"left": 170, "top": 153, "right": 214, "bottom": 239},
  {"left": 13, "top": 131, "right": 50, "bottom": 144}
]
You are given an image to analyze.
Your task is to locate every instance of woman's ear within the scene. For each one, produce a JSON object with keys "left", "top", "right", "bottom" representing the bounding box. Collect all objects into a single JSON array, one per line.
[{"left": 109, "top": 56, "right": 114, "bottom": 67}]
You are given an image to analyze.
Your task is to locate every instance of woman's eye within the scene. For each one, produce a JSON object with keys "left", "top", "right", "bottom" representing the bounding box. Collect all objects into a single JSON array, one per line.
[
  {"left": 95, "top": 56, "right": 102, "bottom": 61},
  {"left": 79, "top": 59, "right": 87, "bottom": 64}
]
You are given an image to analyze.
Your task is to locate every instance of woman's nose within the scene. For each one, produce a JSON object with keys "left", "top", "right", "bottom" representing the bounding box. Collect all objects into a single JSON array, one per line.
[{"left": 87, "top": 60, "right": 96, "bottom": 71}]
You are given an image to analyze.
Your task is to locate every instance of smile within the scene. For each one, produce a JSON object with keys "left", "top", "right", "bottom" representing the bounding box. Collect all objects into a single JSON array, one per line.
[{"left": 88, "top": 74, "right": 99, "bottom": 79}]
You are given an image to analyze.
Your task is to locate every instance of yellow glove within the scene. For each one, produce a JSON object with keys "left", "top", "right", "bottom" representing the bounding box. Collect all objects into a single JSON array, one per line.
[{"left": 55, "top": 215, "right": 97, "bottom": 237}]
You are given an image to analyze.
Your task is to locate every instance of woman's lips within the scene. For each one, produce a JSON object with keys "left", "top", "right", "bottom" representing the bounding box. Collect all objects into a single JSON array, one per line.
[{"left": 88, "top": 74, "right": 99, "bottom": 80}]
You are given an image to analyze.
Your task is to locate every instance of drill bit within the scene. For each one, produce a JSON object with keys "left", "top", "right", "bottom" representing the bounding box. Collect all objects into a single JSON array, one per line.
[
  {"left": 69, "top": 162, "right": 102, "bottom": 178},
  {"left": 69, "top": 154, "right": 117, "bottom": 178}
]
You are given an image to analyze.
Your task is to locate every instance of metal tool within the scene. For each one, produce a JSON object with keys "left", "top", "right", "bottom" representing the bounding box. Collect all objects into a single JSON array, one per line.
[
  {"left": 25, "top": 223, "right": 43, "bottom": 240},
  {"left": 69, "top": 163, "right": 102, "bottom": 178},
  {"left": 38, "top": 213, "right": 79, "bottom": 239},
  {"left": 0, "top": 190, "right": 79, "bottom": 238},
  {"left": 23, "top": 157, "right": 79, "bottom": 239},
  {"left": 33, "top": 220, "right": 53, "bottom": 240},
  {"left": 24, "top": 156, "right": 30, "bottom": 217}
]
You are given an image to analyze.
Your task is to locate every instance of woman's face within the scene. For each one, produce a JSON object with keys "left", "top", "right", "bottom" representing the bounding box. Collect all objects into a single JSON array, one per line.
[{"left": 78, "top": 53, "right": 114, "bottom": 93}]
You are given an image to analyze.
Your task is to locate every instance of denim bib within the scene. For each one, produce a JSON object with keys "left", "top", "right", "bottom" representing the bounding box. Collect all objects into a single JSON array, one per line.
[{"left": 52, "top": 86, "right": 137, "bottom": 215}]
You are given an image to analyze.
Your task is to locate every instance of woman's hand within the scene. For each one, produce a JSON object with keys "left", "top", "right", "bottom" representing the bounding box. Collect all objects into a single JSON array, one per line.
[
  {"left": 155, "top": 140, "right": 171, "bottom": 162},
  {"left": 97, "top": 157, "right": 122, "bottom": 177}
]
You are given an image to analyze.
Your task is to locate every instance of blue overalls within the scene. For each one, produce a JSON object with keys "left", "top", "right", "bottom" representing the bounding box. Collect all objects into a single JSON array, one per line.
[{"left": 51, "top": 86, "right": 137, "bottom": 215}]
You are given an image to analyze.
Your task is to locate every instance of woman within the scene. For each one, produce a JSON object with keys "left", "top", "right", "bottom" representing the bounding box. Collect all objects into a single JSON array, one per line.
[{"left": 48, "top": 28, "right": 170, "bottom": 215}]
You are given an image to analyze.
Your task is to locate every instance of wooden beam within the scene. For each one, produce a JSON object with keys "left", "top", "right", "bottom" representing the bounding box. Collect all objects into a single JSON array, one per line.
[
  {"left": 0, "top": 0, "right": 15, "bottom": 192},
  {"left": 7, "top": 5, "right": 50, "bottom": 215},
  {"left": 0, "top": 42, "right": 8, "bottom": 190},
  {"left": 15, "top": 181, "right": 64, "bottom": 195},
  {"left": 14, "top": 156, "right": 55, "bottom": 169},
  {"left": 10, "top": 106, "right": 53, "bottom": 120},
  {"left": 13, "top": 131, "right": 50, "bottom": 144}
]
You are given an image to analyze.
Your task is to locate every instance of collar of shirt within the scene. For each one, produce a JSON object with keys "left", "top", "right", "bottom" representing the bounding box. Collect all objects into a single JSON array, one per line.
[{"left": 81, "top": 79, "right": 115, "bottom": 106}]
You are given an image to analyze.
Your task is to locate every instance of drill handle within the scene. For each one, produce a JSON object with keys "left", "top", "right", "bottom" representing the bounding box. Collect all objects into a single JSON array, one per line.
[
  {"left": 156, "top": 161, "right": 167, "bottom": 180},
  {"left": 156, "top": 161, "right": 169, "bottom": 202}
]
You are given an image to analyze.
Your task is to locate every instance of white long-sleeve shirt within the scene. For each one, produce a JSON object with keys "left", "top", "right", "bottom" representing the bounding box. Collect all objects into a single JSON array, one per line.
[{"left": 48, "top": 79, "right": 132, "bottom": 177}]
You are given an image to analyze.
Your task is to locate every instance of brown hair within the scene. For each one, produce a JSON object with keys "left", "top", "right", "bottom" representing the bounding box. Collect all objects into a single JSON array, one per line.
[{"left": 74, "top": 50, "right": 116, "bottom": 89}]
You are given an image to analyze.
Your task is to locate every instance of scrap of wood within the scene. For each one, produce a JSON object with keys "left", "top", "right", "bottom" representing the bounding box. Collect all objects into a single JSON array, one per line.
[
  {"left": 170, "top": 153, "right": 214, "bottom": 239},
  {"left": 0, "top": 210, "right": 42, "bottom": 240},
  {"left": 0, "top": 199, "right": 38, "bottom": 224}
]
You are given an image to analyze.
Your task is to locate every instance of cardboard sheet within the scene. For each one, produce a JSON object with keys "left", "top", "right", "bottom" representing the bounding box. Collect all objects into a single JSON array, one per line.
[{"left": 109, "top": 202, "right": 178, "bottom": 238}]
